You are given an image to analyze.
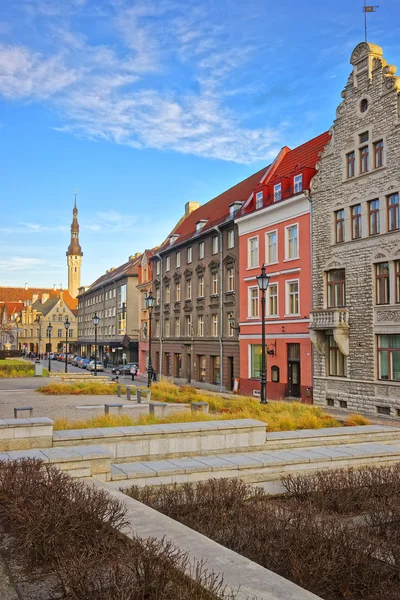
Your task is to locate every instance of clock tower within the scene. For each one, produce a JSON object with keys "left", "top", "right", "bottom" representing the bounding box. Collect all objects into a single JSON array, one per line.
[{"left": 66, "top": 193, "right": 83, "bottom": 298}]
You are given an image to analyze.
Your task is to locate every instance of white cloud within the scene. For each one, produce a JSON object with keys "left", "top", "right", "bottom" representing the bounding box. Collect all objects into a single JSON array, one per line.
[
  {"left": 83, "top": 211, "right": 137, "bottom": 232},
  {"left": 0, "top": 257, "right": 61, "bottom": 272},
  {"left": 0, "top": 223, "right": 68, "bottom": 234}
]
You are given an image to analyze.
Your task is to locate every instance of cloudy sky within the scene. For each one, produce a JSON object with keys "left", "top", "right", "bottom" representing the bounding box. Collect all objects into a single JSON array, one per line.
[{"left": 0, "top": 0, "right": 399, "bottom": 287}]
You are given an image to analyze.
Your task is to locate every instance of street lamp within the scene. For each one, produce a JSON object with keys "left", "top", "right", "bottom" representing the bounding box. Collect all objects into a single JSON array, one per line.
[
  {"left": 256, "top": 264, "right": 270, "bottom": 405},
  {"left": 145, "top": 292, "right": 155, "bottom": 388},
  {"left": 35, "top": 315, "right": 42, "bottom": 357},
  {"left": 228, "top": 315, "right": 240, "bottom": 334},
  {"left": 64, "top": 318, "right": 70, "bottom": 373},
  {"left": 92, "top": 313, "right": 99, "bottom": 376},
  {"left": 47, "top": 324, "right": 52, "bottom": 373}
]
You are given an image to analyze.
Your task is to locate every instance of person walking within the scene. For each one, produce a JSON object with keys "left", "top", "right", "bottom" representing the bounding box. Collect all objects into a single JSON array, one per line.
[{"left": 130, "top": 364, "right": 137, "bottom": 381}]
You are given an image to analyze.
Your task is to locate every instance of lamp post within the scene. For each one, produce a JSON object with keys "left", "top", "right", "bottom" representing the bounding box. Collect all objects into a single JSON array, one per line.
[
  {"left": 145, "top": 292, "right": 155, "bottom": 388},
  {"left": 228, "top": 316, "right": 240, "bottom": 335},
  {"left": 256, "top": 265, "right": 270, "bottom": 405},
  {"left": 64, "top": 318, "right": 70, "bottom": 373},
  {"left": 92, "top": 313, "right": 99, "bottom": 376},
  {"left": 35, "top": 315, "right": 42, "bottom": 357},
  {"left": 47, "top": 324, "right": 52, "bottom": 373}
]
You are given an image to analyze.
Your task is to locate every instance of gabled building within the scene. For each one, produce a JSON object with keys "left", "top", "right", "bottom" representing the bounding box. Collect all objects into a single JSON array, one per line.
[
  {"left": 310, "top": 42, "right": 400, "bottom": 416},
  {"left": 0, "top": 302, "right": 24, "bottom": 350},
  {"left": 137, "top": 249, "right": 154, "bottom": 375},
  {"left": 150, "top": 171, "right": 269, "bottom": 391},
  {"left": 235, "top": 132, "right": 329, "bottom": 401}
]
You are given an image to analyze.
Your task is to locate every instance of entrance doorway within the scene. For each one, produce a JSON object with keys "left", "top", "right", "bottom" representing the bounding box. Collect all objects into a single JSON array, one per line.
[
  {"left": 228, "top": 356, "right": 234, "bottom": 390},
  {"left": 287, "top": 343, "right": 300, "bottom": 397},
  {"left": 187, "top": 353, "right": 191, "bottom": 383}
]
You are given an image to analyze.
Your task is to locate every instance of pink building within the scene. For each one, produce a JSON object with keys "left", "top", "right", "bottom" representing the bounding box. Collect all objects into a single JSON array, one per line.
[{"left": 137, "top": 250, "right": 154, "bottom": 375}]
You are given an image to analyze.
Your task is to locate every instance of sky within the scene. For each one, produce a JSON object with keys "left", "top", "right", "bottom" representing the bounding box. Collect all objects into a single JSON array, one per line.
[{"left": 0, "top": 0, "right": 399, "bottom": 288}]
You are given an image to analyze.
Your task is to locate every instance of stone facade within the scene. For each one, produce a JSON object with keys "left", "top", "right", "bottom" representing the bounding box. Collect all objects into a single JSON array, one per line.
[{"left": 310, "top": 42, "right": 400, "bottom": 417}]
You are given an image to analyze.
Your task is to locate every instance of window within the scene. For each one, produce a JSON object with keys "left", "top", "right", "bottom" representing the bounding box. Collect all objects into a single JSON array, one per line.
[
  {"left": 165, "top": 319, "right": 170, "bottom": 337},
  {"left": 368, "top": 199, "right": 380, "bottom": 235},
  {"left": 57, "top": 329, "right": 62, "bottom": 338},
  {"left": 360, "top": 98, "right": 368, "bottom": 113},
  {"left": 186, "top": 279, "right": 192, "bottom": 299},
  {"left": 274, "top": 183, "right": 281, "bottom": 202},
  {"left": 199, "top": 241, "right": 204, "bottom": 259},
  {"left": 212, "top": 355, "right": 220, "bottom": 384},
  {"left": 351, "top": 204, "right": 362, "bottom": 239},
  {"left": 255, "top": 191, "right": 263, "bottom": 209},
  {"left": 227, "top": 267, "right": 235, "bottom": 292},
  {"left": 198, "top": 315, "right": 204, "bottom": 337},
  {"left": 164, "top": 352, "right": 171, "bottom": 376},
  {"left": 360, "top": 145, "right": 369, "bottom": 173},
  {"left": 165, "top": 285, "right": 170, "bottom": 304},
  {"left": 266, "top": 231, "right": 277, "bottom": 264},
  {"left": 176, "top": 282, "right": 181, "bottom": 302},
  {"left": 212, "top": 314, "right": 218, "bottom": 336},
  {"left": 376, "top": 262, "right": 390, "bottom": 305},
  {"left": 286, "top": 225, "right": 298, "bottom": 259},
  {"left": 268, "top": 283, "right": 278, "bottom": 316},
  {"left": 176, "top": 252, "right": 181, "bottom": 267},
  {"left": 388, "top": 193, "right": 400, "bottom": 231},
  {"left": 346, "top": 151, "right": 355, "bottom": 178},
  {"left": 327, "top": 269, "right": 346, "bottom": 308},
  {"left": 271, "top": 365, "right": 280, "bottom": 382},
  {"left": 227, "top": 311, "right": 234, "bottom": 337},
  {"left": 69, "top": 329, "right": 74, "bottom": 338},
  {"left": 335, "top": 209, "right": 345, "bottom": 243},
  {"left": 175, "top": 317, "right": 180, "bottom": 337},
  {"left": 227, "top": 229, "right": 234, "bottom": 249},
  {"left": 374, "top": 140, "right": 384, "bottom": 168},
  {"left": 248, "top": 237, "right": 259, "bottom": 268},
  {"left": 166, "top": 256, "right": 170, "bottom": 271},
  {"left": 58, "top": 315, "right": 62, "bottom": 322},
  {"left": 118, "top": 310, "right": 126, "bottom": 335},
  {"left": 118, "top": 284, "right": 127, "bottom": 307},
  {"left": 212, "top": 236, "right": 218, "bottom": 255},
  {"left": 359, "top": 131, "right": 369, "bottom": 144},
  {"left": 199, "top": 355, "right": 206, "bottom": 381},
  {"left": 396, "top": 261, "right": 400, "bottom": 304},
  {"left": 378, "top": 335, "right": 400, "bottom": 381},
  {"left": 156, "top": 260, "right": 160, "bottom": 275},
  {"left": 294, "top": 174, "right": 302, "bottom": 193},
  {"left": 328, "top": 336, "right": 347, "bottom": 377},
  {"left": 249, "top": 287, "right": 259, "bottom": 318},
  {"left": 250, "top": 345, "right": 262, "bottom": 378},
  {"left": 175, "top": 353, "right": 182, "bottom": 377},
  {"left": 287, "top": 281, "right": 299, "bottom": 315},
  {"left": 156, "top": 287, "right": 160, "bottom": 305},
  {"left": 185, "top": 315, "right": 192, "bottom": 336},
  {"left": 212, "top": 271, "right": 218, "bottom": 295},
  {"left": 155, "top": 320, "right": 160, "bottom": 337},
  {"left": 197, "top": 275, "right": 204, "bottom": 297},
  {"left": 187, "top": 247, "right": 192, "bottom": 264}
]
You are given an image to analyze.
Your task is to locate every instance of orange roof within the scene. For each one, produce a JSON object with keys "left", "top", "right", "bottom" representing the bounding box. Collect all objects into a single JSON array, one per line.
[
  {"left": 157, "top": 166, "right": 269, "bottom": 252},
  {"left": 0, "top": 288, "right": 78, "bottom": 311}
]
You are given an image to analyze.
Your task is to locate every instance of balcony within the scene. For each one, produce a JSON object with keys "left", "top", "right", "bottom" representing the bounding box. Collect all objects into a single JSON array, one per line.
[{"left": 309, "top": 308, "right": 349, "bottom": 356}]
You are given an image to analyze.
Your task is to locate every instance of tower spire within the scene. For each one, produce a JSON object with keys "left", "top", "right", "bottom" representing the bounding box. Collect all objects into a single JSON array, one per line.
[{"left": 66, "top": 191, "right": 83, "bottom": 298}]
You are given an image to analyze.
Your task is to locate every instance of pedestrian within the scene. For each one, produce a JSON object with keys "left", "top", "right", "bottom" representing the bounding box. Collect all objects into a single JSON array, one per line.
[
  {"left": 130, "top": 364, "right": 137, "bottom": 381},
  {"left": 152, "top": 368, "right": 157, "bottom": 382}
]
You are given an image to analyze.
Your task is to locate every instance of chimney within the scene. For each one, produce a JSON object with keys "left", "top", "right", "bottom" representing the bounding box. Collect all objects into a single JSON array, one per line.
[
  {"left": 53, "top": 284, "right": 57, "bottom": 291},
  {"left": 129, "top": 256, "right": 135, "bottom": 261},
  {"left": 32, "top": 294, "right": 38, "bottom": 303},
  {"left": 135, "top": 252, "right": 141, "bottom": 258},
  {"left": 185, "top": 201, "right": 200, "bottom": 215},
  {"left": 41, "top": 293, "right": 49, "bottom": 303},
  {"left": 24, "top": 283, "right": 28, "bottom": 290}
]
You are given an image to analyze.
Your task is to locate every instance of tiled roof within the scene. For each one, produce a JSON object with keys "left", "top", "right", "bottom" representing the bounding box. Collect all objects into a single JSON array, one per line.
[
  {"left": 0, "top": 288, "right": 78, "bottom": 311},
  {"left": 81, "top": 254, "right": 142, "bottom": 295},
  {"left": 31, "top": 298, "right": 59, "bottom": 316},
  {"left": 156, "top": 166, "right": 269, "bottom": 253}
]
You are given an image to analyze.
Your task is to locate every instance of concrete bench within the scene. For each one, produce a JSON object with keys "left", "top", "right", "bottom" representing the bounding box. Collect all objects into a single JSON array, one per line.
[
  {"left": 104, "top": 404, "right": 123, "bottom": 415},
  {"left": 137, "top": 388, "right": 151, "bottom": 403},
  {"left": 0, "top": 417, "right": 53, "bottom": 451},
  {"left": 149, "top": 401, "right": 168, "bottom": 417},
  {"left": 191, "top": 402, "right": 209, "bottom": 414},
  {"left": 126, "top": 387, "right": 137, "bottom": 401},
  {"left": 14, "top": 407, "right": 33, "bottom": 418}
]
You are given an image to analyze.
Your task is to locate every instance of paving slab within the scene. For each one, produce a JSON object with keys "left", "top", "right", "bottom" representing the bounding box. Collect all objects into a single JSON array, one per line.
[
  {"left": 167, "top": 457, "right": 212, "bottom": 473},
  {"left": 217, "top": 453, "right": 264, "bottom": 468},
  {"left": 194, "top": 456, "right": 238, "bottom": 471}
]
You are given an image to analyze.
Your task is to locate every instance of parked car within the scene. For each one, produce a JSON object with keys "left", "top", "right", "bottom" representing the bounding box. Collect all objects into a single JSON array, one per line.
[
  {"left": 52, "top": 353, "right": 59, "bottom": 360},
  {"left": 111, "top": 363, "right": 138, "bottom": 376},
  {"left": 58, "top": 354, "right": 65, "bottom": 361},
  {"left": 67, "top": 354, "right": 76, "bottom": 363},
  {"left": 87, "top": 361, "right": 104, "bottom": 372},
  {"left": 72, "top": 356, "right": 82, "bottom": 366},
  {"left": 49, "top": 353, "right": 55, "bottom": 360},
  {"left": 80, "top": 358, "right": 90, "bottom": 369}
]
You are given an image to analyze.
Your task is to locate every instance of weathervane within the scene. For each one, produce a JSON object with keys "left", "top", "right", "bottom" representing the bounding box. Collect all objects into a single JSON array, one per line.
[{"left": 362, "top": 0, "right": 379, "bottom": 42}]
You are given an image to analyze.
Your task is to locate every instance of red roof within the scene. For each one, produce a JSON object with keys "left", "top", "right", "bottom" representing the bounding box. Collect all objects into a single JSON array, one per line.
[
  {"left": 242, "top": 131, "right": 330, "bottom": 215},
  {"left": 0, "top": 288, "right": 78, "bottom": 311},
  {"left": 157, "top": 166, "right": 269, "bottom": 252}
]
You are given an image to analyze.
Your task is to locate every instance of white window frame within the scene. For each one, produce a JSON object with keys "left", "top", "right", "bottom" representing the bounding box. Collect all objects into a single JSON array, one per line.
[
  {"left": 185, "top": 315, "right": 192, "bottom": 336},
  {"left": 286, "top": 279, "right": 300, "bottom": 316},
  {"left": 265, "top": 230, "right": 278, "bottom": 265},
  {"left": 212, "top": 271, "right": 218, "bottom": 295},
  {"left": 227, "top": 229, "right": 234, "bottom": 249},
  {"left": 176, "top": 252, "right": 181, "bottom": 268},
  {"left": 187, "top": 278, "right": 192, "bottom": 299},
  {"left": 294, "top": 174, "right": 303, "bottom": 194},
  {"left": 227, "top": 267, "right": 235, "bottom": 292},
  {"left": 274, "top": 183, "right": 282, "bottom": 202},
  {"left": 198, "top": 314, "right": 204, "bottom": 337},
  {"left": 199, "top": 241, "right": 204, "bottom": 259},
  {"left": 285, "top": 223, "right": 299, "bottom": 261},
  {"left": 212, "top": 314, "right": 218, "bottom": 336},
  {"left": 187, "top": 247, "right": 192, "bottom": 264},
  {"left": 156, "top": 260, "right": 160, "bottom": 275},
  {"left": 248, "top": 236, "right": 259, "bottom": 269},
  {"left": 165, "top": 318, "right": 170, "bottom": 337},
  {"left": 165, "top": 285, "right": 170, "bottom": 304},
  {"left": 255, "top": 191, "right": 263, "bottom": 209},
  {"left": 267, "top": 283, "right": 278, "bottom": 317},
  {"left": 198, "top": 275, "right": 204, "bottom": 297},
  {"left": 176, "top": 282, "right": 181, "bottom": 302},
  {"left": 248, "top": 286, "right": 259, "bottom": 318},
  {"left": 166, "top": 256, "right": 170, "bottom": 271},
  {"left": 212, "top": 236, "right": 218, "bottom": 255},
  {"left": 175, "top": 317, "right": 180, "bottom": 337}
]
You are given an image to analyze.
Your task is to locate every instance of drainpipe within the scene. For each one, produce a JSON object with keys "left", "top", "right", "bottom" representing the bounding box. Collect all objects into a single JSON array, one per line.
[
  {"left": 215, "top": 225, "right": 224, "bottom": 392},
  {"left": 154, "top": 252, "right": 163, "bottom": 377},
  {"left": 305, "top": 189, "right": 314, "bottom": 400}
]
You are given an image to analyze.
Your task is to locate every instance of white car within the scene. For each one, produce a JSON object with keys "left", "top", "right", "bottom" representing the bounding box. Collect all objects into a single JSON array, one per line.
[{"left": 87, "top": 361, "right": 104, "bottom": 372}]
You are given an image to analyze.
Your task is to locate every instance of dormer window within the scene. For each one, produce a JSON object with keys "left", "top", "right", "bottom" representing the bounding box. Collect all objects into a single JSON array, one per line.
[
  {"left": 229, "top": 201, "right": 243, "bottom": 217},
  {"left": 274, "top": 183, "right": 282, "bottom": 202},
  {"left": 255, "top": 191, "right": 263, "bottom": 209},
  {"left": 196, "top": 220, "right": 207, "bottom": 232},
  {"left": 294, "top": 174, "right": 302, "bottom": 194},
  {"left": 169, "top": 234, "right": 179, "bottom": 246}
]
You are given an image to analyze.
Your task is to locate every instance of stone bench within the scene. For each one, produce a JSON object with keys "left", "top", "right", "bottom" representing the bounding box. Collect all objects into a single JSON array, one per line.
[
  {"left": 14, "top": 407, "right": 33, "bottom": 418},
  {"left": 137, "top": 388, "right": 151, "bottom": 403},
  {"left": 149, "top": 401, "right": 168, "bottom": 417},
  {"left": 105, "top": 404, "right": 123, "bottom": 415},
  {"left": 191, "top": 402, "right": 209, "bottom": 414},
  {"left": 0, "top": 418, "right": 53, "bottom": 451},
  {"left": 53, "top": 419, "right": 267, "bottom": 463}
]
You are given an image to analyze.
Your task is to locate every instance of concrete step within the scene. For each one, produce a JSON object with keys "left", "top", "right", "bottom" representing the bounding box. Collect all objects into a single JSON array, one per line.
[
  {"left": 111, "top": 441, "right": 400, "bottom": 487},
  {"left": 265, "top": 425, "right": 400, "bottom": 449}
]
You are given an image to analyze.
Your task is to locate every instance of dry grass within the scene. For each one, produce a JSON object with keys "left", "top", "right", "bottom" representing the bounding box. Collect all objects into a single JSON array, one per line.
[
  {"left": 37, "top": 382, "right": 122, "bottom": 395},
  {"left": 343, "top": 413, "right": 371, "bottom": 426}
]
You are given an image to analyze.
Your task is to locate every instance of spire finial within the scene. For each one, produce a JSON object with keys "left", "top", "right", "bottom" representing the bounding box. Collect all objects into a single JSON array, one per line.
[{"left": 74, "top": 188, "right": 78, "bottom": 209}]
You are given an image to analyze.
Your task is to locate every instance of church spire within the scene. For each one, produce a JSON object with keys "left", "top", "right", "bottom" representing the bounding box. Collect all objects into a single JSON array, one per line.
[{"left": 66, "top": 191, "right": 83, "bottom": 298}]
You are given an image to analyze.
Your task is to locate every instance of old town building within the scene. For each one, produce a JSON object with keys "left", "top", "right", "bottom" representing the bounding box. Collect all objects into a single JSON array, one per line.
[
  {"left": 150, "top": 177, "right": 266, "bottom": 391},
  {"left": 0, "top": 302, "right": 24, "bottom": 350},
  {"left": 66, "top": 195, "right": 83, "bottom": 299},
  {"left": 137, "top": 249, "right": 154, "bottom": 375},
  {"left": 236, "top": 132, "right": 329, "bottom": 402},
  {"left": 77, "top": 254, "right": 141, "bottom": 363},
  {"left": 310, "top": 42, "right": 400, "bottom": 416}
]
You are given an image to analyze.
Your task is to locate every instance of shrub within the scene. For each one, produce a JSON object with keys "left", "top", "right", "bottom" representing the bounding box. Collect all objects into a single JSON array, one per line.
[{"left": 344, "top": 413, "right": 371, "bottom": 426}]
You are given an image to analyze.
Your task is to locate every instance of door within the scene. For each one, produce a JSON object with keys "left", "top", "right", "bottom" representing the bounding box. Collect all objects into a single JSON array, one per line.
[
  {"left": 187, "top": 352, "right": 191, "bottom": 383},
  {"left": 228, "top": 356, "right": 234, "bottom": 390},
  {"left": 287, "top": 343, "right": 301, "bottom": 397}
]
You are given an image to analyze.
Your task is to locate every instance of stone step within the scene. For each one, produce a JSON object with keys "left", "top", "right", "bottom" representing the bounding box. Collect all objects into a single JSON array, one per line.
[
  {"left": 111, "top": 441, "right": 400, "bottom": 487},
  {"left": 265, "top": 425, "right": 400, "bottom": 449}
]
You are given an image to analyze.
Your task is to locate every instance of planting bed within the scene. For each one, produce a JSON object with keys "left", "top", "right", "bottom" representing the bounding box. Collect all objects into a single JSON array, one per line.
[{"left": 127, "top": 464, "right": 400, "bottom": 600}]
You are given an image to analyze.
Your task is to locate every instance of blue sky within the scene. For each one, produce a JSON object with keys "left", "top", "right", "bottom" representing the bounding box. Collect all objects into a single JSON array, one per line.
[{"left": 0, "top": 0, "right": 399, "bottom": 288}]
